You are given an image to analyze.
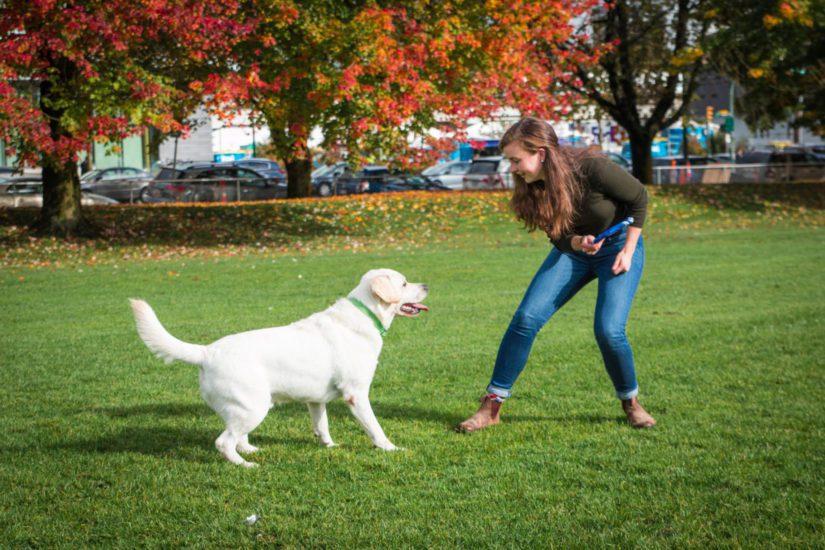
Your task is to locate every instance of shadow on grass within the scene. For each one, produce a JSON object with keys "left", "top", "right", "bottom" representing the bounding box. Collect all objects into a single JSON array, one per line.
[
  {"left": 40, "top": 401, "right": 320, "bottom": 462},
  {"left": 0, "top": 202, "right": 359, "bottom": 246},
  {"left": 57, "top": 400, "right": 627, "bottom": 461},
  {"left": 368, "top": 402, "right": 624, "bottom": 430},
  {"left": 654, "top": 182, "right": 825, "bottom": 211},
  {"left": 95, "top": 402, "right": 210, "bottom": 418},
  {"left": 51, "top": 425, "right": 315, "bottom": 463}
]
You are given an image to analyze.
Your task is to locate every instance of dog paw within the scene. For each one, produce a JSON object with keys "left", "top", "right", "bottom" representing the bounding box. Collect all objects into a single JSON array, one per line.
[
  {"left": 238, "top": 444, "right": 259, "bottom": 454},
  {"left": 376, "top": 442, "right": 400, "bottom": 451},
  {"left": 241, "top": 461, "right": 259, "bottom": 469}
]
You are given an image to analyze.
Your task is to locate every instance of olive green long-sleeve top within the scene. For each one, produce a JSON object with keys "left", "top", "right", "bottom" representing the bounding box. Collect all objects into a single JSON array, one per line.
[{"left": 550, "top": 156, "right": 648, "bottom": 253}]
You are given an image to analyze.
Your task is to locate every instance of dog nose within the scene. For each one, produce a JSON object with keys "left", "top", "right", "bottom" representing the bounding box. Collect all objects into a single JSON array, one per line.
[{"left": 421, "top": 284, "right": 429, "bottom": 292}]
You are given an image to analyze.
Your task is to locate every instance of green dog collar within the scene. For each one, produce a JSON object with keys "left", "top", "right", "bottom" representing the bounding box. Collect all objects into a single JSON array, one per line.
[{"left": 348, "top": 297, "right": 387, "bottom": 337}]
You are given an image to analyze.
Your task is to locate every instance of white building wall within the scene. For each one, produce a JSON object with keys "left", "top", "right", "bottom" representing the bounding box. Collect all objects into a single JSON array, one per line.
[{"left": 158, "top": 108, "right": 214, "bottom": 164}]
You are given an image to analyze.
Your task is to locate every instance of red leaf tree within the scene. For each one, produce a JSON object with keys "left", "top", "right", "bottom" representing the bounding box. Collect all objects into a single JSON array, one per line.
[
  {"left": 0, "top": 0, "right": 250, "bottom": 235},
  {"left": 204, "top": 0, "right": 602, "bottom": 198}
]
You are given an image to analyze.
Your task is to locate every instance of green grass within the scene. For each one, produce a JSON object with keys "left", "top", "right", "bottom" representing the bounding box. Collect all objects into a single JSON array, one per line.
[{"left": 1, "top": 187, "right": 824, "bottom": 547}]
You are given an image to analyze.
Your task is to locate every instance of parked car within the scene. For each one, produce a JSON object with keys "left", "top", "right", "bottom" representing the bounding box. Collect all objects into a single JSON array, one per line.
[
  {"left": 311, "top": 162, "right": 348, "bottom": 196},
  {"left": 809, "top": 145, "right": 825, "bottom": 161},
  {"left": 229, "top": 158, "right": 286, "bottom": 182},
  {"left": 421, "top": 160, "right": 471, "bottom": 189},
  {"left": 0, "top": 178, "right": 118, "bottom": 208},
  {"left": 733, "top": 148, "right": 825, "bottom": 182},
  {"left": 462, "top": 156, "right": 512, "bottom": 190},
  {"left": 364, "top": 174, "right": 450, "bottom": 194},
  {"left": 143, "top": 162, "right": 287, "bottom": 203},
  {"left": 79, "top": 166, "right": 154, "bottom": 203},
  {"left": 313, "top": 165, "right": 391, "bottom": 196}
]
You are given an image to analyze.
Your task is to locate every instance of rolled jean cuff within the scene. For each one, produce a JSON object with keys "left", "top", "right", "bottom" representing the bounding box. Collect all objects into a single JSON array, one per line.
[
  {"left": 486, "top": 385, "right": 511, "bottom": 399},
  {"left": 616, "top": 386, "right": 639, "bottom": 400}
]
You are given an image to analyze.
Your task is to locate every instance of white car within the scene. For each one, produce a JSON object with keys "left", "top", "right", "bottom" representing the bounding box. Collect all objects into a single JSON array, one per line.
[
  {"left": 421, "top": 160, "right": 471, "bottom": 190},
  {"left": 462, "top": 156, "right": 512, "bottom": 190},
  {"left": 0, "top": 178, "right": 118, "bottom": 208}
]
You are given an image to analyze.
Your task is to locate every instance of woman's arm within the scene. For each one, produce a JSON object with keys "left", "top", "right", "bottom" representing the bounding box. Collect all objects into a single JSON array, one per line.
[
  {"left": 572, "top": 225, "right": 641, "bottom": 275},
  {"left": 611, "top": 225, "right": 641, "bottom": 275}
]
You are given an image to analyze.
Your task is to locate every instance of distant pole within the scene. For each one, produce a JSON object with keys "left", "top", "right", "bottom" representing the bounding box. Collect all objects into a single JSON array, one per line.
[
  {"left": 252, "top": 124, "right": 256, "bottom": 157},
  {"left": 729, "top": 81, "right": 735, "bottom": 162}
]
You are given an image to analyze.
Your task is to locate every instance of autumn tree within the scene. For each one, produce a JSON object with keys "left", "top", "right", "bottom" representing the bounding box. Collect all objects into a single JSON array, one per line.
[
  {"left": 203, "top": 0, "right": 601, "bottom": 198},
  {"left": 709, "top": 0, "right": 824, "bottom": 137},
  {"left": 0, "top": 0, "right": 250, "bottom": 235},
  {"left": 557, "top": 0, "right": 712, "bottom": 183}
]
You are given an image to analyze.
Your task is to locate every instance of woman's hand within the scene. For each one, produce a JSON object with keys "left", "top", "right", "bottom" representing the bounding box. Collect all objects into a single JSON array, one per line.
[
  {"left": 576, "top": 235, "right": 602, "bottom": 255},
  {"left": 611, "top": 248, "right": 633, "bottom": 274}
]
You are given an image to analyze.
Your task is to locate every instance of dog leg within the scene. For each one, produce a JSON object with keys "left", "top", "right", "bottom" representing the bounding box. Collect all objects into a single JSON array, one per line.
[
  {"left": 215, "top": 430, "right": 257, "bottom": 468},
  {"left": 215, "top": 404, "right": 268, "bottom": 467},
  {"left": 345, "top": 394, "right": 399, "bottom": 451},
  {"left": 237, "top": 435, "right": 259, "bottom": 454},
  {"left": 307, "top": 402, "right": 336, "bottom": 447}
]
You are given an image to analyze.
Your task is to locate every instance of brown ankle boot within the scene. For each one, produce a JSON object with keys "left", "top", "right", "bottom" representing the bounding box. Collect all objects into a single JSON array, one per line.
[
  {"left": 622, "top": 397, "right": 656, "bottom": 428},
  {"left": 456, "top": 394, "right": 503, "bottom": 433}
]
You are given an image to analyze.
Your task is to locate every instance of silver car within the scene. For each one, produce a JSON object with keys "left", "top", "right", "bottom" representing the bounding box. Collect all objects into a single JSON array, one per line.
[
  {"left": 421, "top": 160, "right": 471, "bottom": 190},
  {"left": 0, "top": 178, "right": 118, "bottom": 208},
  {"left": 80, "top": 167, "right": 154, "bottom": 203},
  {"left": 462, "top": 156, "right": 512, "bottom": 190}
]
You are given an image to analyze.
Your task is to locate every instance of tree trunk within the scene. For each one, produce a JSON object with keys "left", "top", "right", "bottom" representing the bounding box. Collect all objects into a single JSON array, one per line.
[
  {"left": 32, "top": 157, "right": 87, "bottom": 236},
  {"left": 628, "top": 131, "right": 654, "bottom": 184},
  {"left": 32, "top": 65, "right": 92, "bottom": 236},
  {"left": 285, "top": 152, "right": 313, "bottom": 198}
]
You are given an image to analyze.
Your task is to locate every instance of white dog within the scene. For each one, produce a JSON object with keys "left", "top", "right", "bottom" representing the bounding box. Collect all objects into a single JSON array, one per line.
[{"left": 130, "top": 269, "right": 428, "bottom": 467}]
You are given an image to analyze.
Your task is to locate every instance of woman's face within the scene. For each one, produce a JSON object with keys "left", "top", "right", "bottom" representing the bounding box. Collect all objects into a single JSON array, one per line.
[{"left": 502, "top": 142, "right": 544, "bottom": 183}]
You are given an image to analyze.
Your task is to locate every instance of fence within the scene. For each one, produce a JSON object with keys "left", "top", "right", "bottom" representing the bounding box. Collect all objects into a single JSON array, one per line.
[{"left": 651, "top": 162, "right": 825, "bottom": 185}]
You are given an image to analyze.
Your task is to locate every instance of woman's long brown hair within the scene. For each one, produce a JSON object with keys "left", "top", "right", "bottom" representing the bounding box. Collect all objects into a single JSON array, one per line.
[{"left": 501, "top": 117, "right": 600, "bottom": 241}]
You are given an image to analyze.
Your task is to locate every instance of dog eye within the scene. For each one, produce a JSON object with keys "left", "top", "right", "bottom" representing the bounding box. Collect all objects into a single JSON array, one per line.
[{"left": 403, "top": 282, "right": 407, "bottom": 287}]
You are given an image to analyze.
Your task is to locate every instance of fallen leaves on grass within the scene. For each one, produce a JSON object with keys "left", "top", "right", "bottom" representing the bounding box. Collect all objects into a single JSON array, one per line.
[{"left": 0, "top": 185, "right": 823, "bottom": 269}]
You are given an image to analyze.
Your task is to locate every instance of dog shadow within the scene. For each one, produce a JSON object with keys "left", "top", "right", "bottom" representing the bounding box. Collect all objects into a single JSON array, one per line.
[
  {"left": 95, "top": 402, "right": 209, "bottom": 419},
  {"left": 51, "top": 401, "right": 316, "bottom": 461}
]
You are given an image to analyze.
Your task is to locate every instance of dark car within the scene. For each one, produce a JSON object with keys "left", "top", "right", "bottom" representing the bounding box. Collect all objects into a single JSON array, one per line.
[
  {"left": 143, "top": 162, "right": 287, "bottom": 203},
  {"left": 334, "top": 166, "right": 391, "bottom": 195},
  {"left": 733, "top": 148, "right": 825, "bottom": 182},
  {"left": 364, "top": 174, "right": 449, "bottom": 194},
  {"left": 229, "top": 158, "right": 286, "bottom": 182},
  {"left": 80, "top": 166, "right": 154, "bottom": 203},
  {"left": 311, "top": 162, "right": 348, "bottom": 197},
  {"left": 311, "top": 165, "right": 390, "bottom": 196}
]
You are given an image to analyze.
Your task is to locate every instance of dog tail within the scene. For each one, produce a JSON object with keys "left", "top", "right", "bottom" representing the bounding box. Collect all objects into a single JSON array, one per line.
[{"left": 129, "top": 299, "right": 206, "bottom": 366}]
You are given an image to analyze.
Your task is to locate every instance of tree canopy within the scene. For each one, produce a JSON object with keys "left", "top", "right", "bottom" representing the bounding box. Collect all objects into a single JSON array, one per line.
[
  {"left": 557, "top": 0, "right": 712, "bottom": 183},
  {"left": 709, "top": 0, "right": 824, "bottom": 137},
  {"left": 0, "top": 0, "right": 250, "bottom": 234},
  {"left": 202, "top": 0, "right": 601, "bottom": 197}
]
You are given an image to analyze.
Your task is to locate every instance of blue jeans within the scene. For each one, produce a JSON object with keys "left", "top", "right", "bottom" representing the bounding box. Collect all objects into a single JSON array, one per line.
[{"left": 487, "top": 231, "right": 644, "bottom": 400}]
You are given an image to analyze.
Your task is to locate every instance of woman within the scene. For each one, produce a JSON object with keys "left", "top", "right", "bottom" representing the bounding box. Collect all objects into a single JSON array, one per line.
[{"left": 457, "top": 117, "right": 656, "bottom": 432}]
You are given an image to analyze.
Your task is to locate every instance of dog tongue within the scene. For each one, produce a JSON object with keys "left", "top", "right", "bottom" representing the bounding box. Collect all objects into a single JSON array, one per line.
[{"left": 409, "top": 303, "right": 428, "bottom": 312}]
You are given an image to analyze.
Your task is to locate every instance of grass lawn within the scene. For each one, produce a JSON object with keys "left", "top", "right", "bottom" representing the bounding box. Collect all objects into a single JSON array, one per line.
[{"left": 1, "top": 186, "right": 824, "bottom": 547}]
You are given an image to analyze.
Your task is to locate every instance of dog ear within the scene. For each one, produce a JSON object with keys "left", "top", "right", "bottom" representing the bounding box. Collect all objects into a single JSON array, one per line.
[{"left": 370, "top": 275, "right": 401, "bottom": 304}]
